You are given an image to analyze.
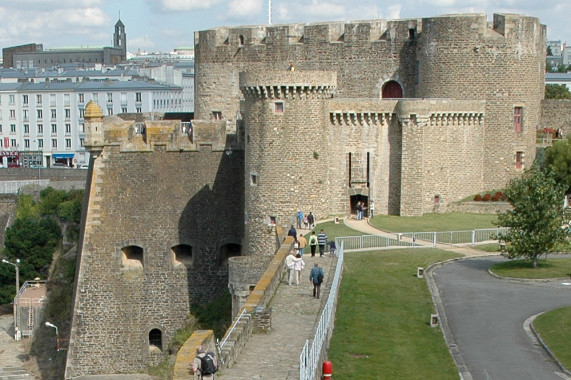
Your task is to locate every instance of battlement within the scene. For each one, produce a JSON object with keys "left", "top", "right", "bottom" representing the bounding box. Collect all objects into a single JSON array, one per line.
[
  {"left": 328, "top": 98, "right": 485, "bottom": 126},
  {"left": 84, "top": 102, "right": 241, "bottom": 153},
  {"left": 196, "top": 13, "right": 543, "bottom": 51},
  {"left": 240, "top": 71, "right": 337, "bottom": 100}
]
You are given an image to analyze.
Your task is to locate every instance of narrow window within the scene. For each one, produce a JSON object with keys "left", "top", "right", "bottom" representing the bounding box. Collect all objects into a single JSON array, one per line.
[
  {"left": 408, "top": 28, "right": 415, "bottom": 39},
  {"left": 149, "top": 329, "right": 162, "bottom": 351},
  {"left": 218, "top": 243, "right": 241, "bottom": 268},
  {"left": 213, "top": 111, "right": 222, "bottom": 120},
  {"left": 516, "top": 151, "right": 523, "bottom": 169},
  {"left": 275, "top": 102, "right": 284, "bottom": 113},
  {"left": 348, "top": 153, "right": 352, "bottom": 187},
  {"left": 366, "top": 152, "right": 370, "bottom": 188},
  {"left": 172, "top": 244, "right": 193, "bottom": 267},
  {"left": 121, "top": 245, "right": 144, "bottom": 269},
  {"left": 514, "top": 107, "right": 523, "bottom": 133},
  {"left": 250, "top": 173, "right": 258, "bottom": 185},
  {"left": 239, "top": 35, "right": 244, "bottom": 46}
]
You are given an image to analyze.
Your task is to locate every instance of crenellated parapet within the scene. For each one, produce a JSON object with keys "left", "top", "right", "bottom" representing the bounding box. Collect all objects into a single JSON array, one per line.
[
  {"left": 328, "top": 98, "right": 485, "bottom": 127},
  {"left": 196, "top": 13, "right": 542, "bottom": 52},
  {"left": 330, "top": 111, "right": 395, "bottom": 126},
  {"left": 239, "top": 71, "right": 337, "bottom": 100},
  {"left": 84, "top": 103, "right": 242, "bottom": 153},
  {"left": 429, "top": 112, "right": 484, "bottom": 126}
]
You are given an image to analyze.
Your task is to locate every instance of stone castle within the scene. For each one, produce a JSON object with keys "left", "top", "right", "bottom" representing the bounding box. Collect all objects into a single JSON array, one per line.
[{"left": 65, "top": 13, "right": 548, "bottom": 377}]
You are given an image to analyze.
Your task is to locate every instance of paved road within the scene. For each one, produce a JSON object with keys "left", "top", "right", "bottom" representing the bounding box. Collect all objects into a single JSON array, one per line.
[{"left": 432, "top": 256, "right": 571, "bottom": 380}]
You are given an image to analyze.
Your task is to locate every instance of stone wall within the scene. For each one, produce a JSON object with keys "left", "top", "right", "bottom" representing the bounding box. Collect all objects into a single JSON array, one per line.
[
  {"left": 65, "top": 116, "right": 244, "bottom": 377},
  {"left": 195, "top": 13, "right": 545, "bottom": 218},
  {"left": 445, "top": 201, "right": 511, "bottom": 214},
  {"left": 541, "top": 99, "right": 571, "bottom": 136}
]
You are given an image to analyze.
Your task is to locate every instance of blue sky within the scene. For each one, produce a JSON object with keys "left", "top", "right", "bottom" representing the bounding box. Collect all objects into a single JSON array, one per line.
[{"left": 0, "top": 0, "right": 569, "bottom": 54}]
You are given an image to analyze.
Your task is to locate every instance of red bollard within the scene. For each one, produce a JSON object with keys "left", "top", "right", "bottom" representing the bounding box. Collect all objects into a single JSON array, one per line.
[{"left": 322, "top": 360, "right": 333, "bottom": 379}]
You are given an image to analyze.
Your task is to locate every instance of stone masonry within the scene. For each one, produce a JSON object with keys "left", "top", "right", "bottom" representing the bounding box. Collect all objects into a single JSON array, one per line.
[{"left": 65, "top": 11, "right": 555, "bottom": 378}]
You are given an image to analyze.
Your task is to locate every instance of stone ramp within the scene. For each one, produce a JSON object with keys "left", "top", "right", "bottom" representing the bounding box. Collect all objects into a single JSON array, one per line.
[{"left": 218, "top": 254, "right": 337, "bottom": 379}]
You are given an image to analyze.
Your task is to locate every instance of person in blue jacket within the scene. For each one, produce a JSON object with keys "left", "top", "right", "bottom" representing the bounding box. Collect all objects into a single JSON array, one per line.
[{"left": 309, "top": 262, "right": 325, "bottom": 299}]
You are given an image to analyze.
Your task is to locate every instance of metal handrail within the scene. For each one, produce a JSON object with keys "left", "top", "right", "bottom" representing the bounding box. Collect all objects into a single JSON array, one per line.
[{"left": 219, "top": 308, "right": 247, "bottom": 349}]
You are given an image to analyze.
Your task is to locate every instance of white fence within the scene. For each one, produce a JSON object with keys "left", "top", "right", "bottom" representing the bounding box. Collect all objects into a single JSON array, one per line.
[
  {"left": 299, "top": 241, "right": 344, "bottom": 380},
  {"left": 336, "top": 228, "right": 508, "bottom": 251}
]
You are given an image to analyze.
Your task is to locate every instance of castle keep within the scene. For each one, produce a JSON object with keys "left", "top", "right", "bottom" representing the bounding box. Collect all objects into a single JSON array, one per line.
[{"left": 66, "top": 13, "right": 546, "bottom": 377}]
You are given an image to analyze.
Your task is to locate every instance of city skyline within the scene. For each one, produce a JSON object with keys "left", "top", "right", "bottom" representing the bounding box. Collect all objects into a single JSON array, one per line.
[{"left": 0, "top": 0, "right": 570, "bottom": 54}]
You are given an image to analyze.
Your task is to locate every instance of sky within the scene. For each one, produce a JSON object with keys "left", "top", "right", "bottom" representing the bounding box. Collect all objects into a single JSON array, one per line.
[{"left": 0, "top": 0, "right": 570, "bottom": 54}]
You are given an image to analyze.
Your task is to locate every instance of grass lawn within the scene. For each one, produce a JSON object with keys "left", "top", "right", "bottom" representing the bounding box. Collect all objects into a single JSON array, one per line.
[
  {"left": 489, "top": 258, "right": 571, "bottom": 279},
  {"left": 473, "top": 243, "right": 501, "bottom": 252},
  {"left": 533, "top": 306, "right": 571, "bottom": 370},
  {"left": 369, "top": 213, "right": 498, "bottom": 233},
  {"left": 328, "top": 249, "right": 461, "bottom": 379},
  {"left": 300, "top": 220, "right": 363, "bottom": 241}
]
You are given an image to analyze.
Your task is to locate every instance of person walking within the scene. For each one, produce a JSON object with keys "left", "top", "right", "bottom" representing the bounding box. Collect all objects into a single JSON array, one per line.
[
  {"left": 307, "top": 212, "right": 314, "bottom": 229},
  {"left": 288, "top": 225, "right": 297, "bottom": 239},
  {"left": 308, "top": 231, "right": 318, "bottom": 257},
  {"left": 285, "top": 251, "right": 297, "bottom": 286},
  {"left": 191, "top": 345, "right": 218, "bottom": 379},
  {"left": 298, "top": 233, "right": 307, "bottom": 256},
  {"left": 297, "top": 210, "right": 303, "bottom": 229},
  {"left": 317, "top": 229, "right": 328, "bottom": 257},
  {"left": 293, "top": 253, "right": 305, "bottom": 285},
  {"left": 309, "top": 262, "right": 325, "bottom": 299}
]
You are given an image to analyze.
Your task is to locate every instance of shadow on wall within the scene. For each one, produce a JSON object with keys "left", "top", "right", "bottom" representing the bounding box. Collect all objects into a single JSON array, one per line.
[{"left": 177, "top": 145, "right": 245, "bottom": 305}]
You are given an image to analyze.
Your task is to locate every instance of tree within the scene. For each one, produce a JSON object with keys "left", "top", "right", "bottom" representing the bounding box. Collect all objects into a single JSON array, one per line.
[
  {"left": 0, "top": 217, "right": 61, "bottom": 304},
  {"left": 543, "top": 136, "right": 571, "bottom": 192},
  {"left": 545, "top": 84, "right": 571, "bottom": 99},
  {"left": 496, "top": 168, "right": 568, "bottom": 267}
]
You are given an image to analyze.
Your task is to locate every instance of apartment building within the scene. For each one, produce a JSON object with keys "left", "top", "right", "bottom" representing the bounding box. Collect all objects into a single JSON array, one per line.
[{"left": 0, "top": 79, "right": 183, "bottom": 168}]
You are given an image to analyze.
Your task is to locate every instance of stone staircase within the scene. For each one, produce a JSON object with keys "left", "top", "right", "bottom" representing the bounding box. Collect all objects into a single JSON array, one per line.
[{"left": 0, "top": 367, "right": 30, "bottom": 379}]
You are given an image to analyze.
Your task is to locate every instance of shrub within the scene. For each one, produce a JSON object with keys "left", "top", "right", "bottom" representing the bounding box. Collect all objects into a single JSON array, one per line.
[
  {"left": 473, "top": 194, "right": 483, "bottom": 201},
  {"left": 482, "top": 193, "right": 492, "bottom": 201},
  {"left": 492, "top": 191, "right": 505, "bottom": 202}
]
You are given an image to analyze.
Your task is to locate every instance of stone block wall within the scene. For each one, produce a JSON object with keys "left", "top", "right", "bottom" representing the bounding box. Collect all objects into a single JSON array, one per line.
[
  {"left": 541, "top": 99, "right": 571, "bottom": 136},
  {"left": 195, "top": 13, "right": 545, "bottom": 217},
  {"left": 65, "top": 116, "right": 244, "bottom": 377}
]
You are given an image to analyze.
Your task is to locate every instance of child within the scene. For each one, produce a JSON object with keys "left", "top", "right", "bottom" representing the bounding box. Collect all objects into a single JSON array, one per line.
[{"left": 329, "top": 240, "right": 336, "bottom": 257}]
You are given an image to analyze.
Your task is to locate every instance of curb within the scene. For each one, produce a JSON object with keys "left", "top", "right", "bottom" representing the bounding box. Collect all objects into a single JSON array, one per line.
[{"left": 525, "top": 312, "right": 571, "bottom": 377}]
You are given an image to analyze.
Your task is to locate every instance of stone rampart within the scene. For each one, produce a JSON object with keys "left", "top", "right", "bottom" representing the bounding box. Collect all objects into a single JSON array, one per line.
[
  {"left": 65, "top": 111, "right": 245, "bottom": 377},
  {"left": 541, "top": 99, "right": 571, "bottom": 136}
]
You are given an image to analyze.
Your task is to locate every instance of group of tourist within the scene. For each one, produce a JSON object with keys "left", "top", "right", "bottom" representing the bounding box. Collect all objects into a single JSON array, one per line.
[{"left": 296, "top": 210, "right": 315, "bottom": 230}]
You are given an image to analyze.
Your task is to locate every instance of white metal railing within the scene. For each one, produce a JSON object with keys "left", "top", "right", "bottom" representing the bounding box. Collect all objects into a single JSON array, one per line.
[
  {"left": 337, "top": 228, "right": 508, "bottom": 251},
  {"left": 219, "top": 308, "right": 247, "bottom": 349},
  {"left": 299, "top": 241, "right": 344, "bottom": 380}
]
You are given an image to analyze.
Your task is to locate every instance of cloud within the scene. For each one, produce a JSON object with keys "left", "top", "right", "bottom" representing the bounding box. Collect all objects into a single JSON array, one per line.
[
  {"left": 128, "top": 35, "right": 156, "bottom": 50},
  {"left": 159, "top": 0, "right": 223, "bottom": 11},
  {"left": 226, "top": 0, "right": 263, "bottom": 19}
]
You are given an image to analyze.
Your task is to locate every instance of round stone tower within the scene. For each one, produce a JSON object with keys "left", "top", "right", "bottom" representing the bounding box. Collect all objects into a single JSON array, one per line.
[
  {"left": 415, "top": 13, "right": 546, "bottom": 189},
  {"left": 240, "top": 71, "right": 337, "bottom": 256}
]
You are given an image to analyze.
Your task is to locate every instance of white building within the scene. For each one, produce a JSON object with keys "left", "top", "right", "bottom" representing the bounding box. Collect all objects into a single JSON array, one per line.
[
  {"left": 547, "top": 40, "right": 563, "bottom": 56},
  {"left": 0, "top": 78, "right": 183, "bottom": 168}
]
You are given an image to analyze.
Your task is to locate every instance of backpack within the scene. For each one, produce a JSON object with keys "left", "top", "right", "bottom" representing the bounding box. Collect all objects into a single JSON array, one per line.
[
  {"left": 199, "top": 353, "right": 217, "bottom": 376},
  {"left": 317, "top": 273, "right": 324, "bottom": 284}
]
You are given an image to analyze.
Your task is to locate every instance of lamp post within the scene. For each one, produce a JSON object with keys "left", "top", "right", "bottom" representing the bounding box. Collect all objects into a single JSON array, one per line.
[
  {"left": 45, "top": 321, "right": 59, "bottom": 351},
  {"left": 2, "top": 258, "right": 20, "bottom": 295}
]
